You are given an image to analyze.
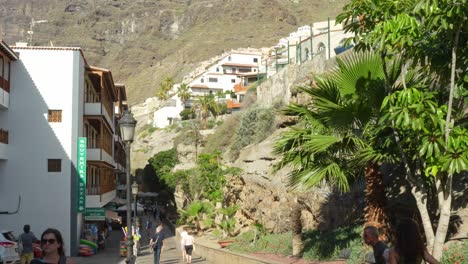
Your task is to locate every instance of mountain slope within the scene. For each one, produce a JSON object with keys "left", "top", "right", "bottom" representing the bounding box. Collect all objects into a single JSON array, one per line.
[{"left": 0, "top": 0, "right": 347, "bottom": 103}]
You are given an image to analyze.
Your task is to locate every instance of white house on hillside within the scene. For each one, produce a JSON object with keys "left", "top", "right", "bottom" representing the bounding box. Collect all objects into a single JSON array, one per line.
[
  {"left": 153, "top": 51, "right": 265, "bottom": 128},
  {"left": 0, "top": 42, "right": 126, "bottom": 256}
]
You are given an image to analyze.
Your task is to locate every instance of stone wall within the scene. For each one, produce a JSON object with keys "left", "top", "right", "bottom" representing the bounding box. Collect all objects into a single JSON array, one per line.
[{"left": 256, "top": 53, "right": 330, "bottom": 108}]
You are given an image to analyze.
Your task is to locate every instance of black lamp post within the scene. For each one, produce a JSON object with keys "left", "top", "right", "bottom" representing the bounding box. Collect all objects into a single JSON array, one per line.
[
  {"left": 131, "top": 181, "right": 139, "bottom": 222},
  {"left": 118, "top": 110, "right": 137, "bottom": 264}
]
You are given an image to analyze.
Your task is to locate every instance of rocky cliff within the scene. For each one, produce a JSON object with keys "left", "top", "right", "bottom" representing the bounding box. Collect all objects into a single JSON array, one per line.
[{"left": 0, "top": 0, "right": 347, "bottom": 104}]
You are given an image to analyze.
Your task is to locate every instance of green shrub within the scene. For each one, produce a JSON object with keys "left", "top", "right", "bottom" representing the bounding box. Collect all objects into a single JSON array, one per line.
[
  {"left": 207, "top": 119, "right": 217, "bottom": 129},
  {"left": 138, "top": 124, "right": 157, "bottom": 138},
  {"left": 173, "top": 121, "right": 201, "bottom": 147},
  {"left": 180, "top": 108, "right": 196, "bottom": 120},
  {"left": 217, "top": 102, "right": 228, "bottom": 115},
  {"left": 302, "top": 225, "right": 362, "bottom": 261},
  {"left": 229, "top": 106, "right": 275, "bottom": 160},
  {"left": 148, "top": 148, "right": 179, "bottom": 187},
  {"left": 204, "top": 113, "right": 241, "bottom": 153},
  {"left": 229, "top": 232, "right": 293, "bottom": 256},
  {"left": 441, "top": 241, "right": 467, "bottom": 264}
]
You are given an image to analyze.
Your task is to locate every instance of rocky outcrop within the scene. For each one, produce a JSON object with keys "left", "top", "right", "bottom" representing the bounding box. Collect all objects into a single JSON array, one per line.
[{"left": 223, "top": 129, "right": 364, "bottom": 233}]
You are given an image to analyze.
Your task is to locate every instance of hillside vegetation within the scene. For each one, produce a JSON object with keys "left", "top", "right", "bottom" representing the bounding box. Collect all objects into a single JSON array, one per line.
[{"left": 0, "top": 0, "right": 347, "bottom": 104}]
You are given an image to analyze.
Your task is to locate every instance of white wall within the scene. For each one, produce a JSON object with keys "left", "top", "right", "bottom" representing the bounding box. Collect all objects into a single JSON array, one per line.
[
  {"left": 218, "top": 53, "right": 261, "bottom": 66},
  {"left": 153, "top": 96, "right": 184, "bottom": 128},
  {"left": 0, "top": 49, "right": 84, "bottom": 256}
]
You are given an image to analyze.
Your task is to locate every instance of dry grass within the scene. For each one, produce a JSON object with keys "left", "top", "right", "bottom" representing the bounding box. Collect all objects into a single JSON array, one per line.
[{"left": 1, "top": 0, "right": 348, "bottom": 104}]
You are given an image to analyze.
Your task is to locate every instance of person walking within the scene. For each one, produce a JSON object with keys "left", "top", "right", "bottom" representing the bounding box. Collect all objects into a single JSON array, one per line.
[
  {"left": 19, "top": 224, "right": 39, "bottom": 264},
  {"left": 30, "top": 228, "right": 72, "bottom": 264},
  {"left": 363, "top": 226, "right": 389, "bottom": 264},
  {"left": 149, "top": 224, "right": 165, "bottom": 264},
  {"left": 182, "top": 231, "right": 195, "bottom": 264},
  {"left": 180, "top": 227, "right": 188, "bottom": 263},
  {"left": 388, "top": 219, "right": 439, "bottom": 264},
  {"left": 146, "top": 219, "right": 153, "bottom": 239}
]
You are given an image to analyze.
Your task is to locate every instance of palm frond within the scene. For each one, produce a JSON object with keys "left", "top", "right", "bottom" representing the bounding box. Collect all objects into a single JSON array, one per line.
[{"left": 288, "top": 162, "right": 350, "bottom": 192}]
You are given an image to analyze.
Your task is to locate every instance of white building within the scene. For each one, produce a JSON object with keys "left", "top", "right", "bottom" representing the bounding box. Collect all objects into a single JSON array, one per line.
[
  {"left": 153, "top": 51, "right": 265, "bottom": 128},
  {"left": 272, "top": 20, "right": 355, "bottom": 71},
  {"left": 0, "top": 42, "right": 126, "bottom": 256}
]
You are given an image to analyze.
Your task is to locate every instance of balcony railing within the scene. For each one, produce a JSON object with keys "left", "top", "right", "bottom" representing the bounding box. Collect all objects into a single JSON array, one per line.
[
  {"left": 0, "top": 78, "right": 10, "bottom": 93},
  {"left": 87, "top": 136, "right": 112, "bottom": 156},
  {"left": 86, "top": 184, "right": 116, "bottom": 195},
  {"left": 0, "top": 129, "right": 8, "bottom": 144}
]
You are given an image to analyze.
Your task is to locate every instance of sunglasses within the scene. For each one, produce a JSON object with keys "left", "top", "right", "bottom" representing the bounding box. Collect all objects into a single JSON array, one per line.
[{"left": 41, "top": 239, "right": 57, "bottom": 245}]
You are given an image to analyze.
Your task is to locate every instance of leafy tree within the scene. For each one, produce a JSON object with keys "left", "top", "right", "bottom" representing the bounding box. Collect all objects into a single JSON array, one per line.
[
  {"left": 156, "top": 77, "right": 175, "bottom": 101},
  {"left": 179, "top": 108, "right": 196, "bottom": 120},
  {"left": 337, "top": 0, "right": 467, "bottom": 258},
  {"left": 192, "top": 94, "right": 221, "bottom": 129},
  {"left": 148, "top": 148, "right": 179, "bottom": 189}
]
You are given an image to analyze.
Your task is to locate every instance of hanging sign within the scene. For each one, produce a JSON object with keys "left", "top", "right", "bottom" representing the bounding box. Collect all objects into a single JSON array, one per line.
[{"left": 77, "top": 137, "right": 87, "bottom": 213}]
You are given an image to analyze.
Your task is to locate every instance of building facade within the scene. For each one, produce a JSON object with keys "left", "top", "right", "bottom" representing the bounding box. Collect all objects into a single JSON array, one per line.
[
  {"left": 153, "top": 51, "right": 265, "bottom": 127},
  {"left": 0, "top": 42, "right": 126, "bottom": 256}
]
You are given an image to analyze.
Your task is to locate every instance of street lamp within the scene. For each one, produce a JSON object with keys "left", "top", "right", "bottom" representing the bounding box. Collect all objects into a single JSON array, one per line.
[
  {"left": 119, "top": 110, "right": 137, "bottom": 264},
  {"left": 131, "top": 181, "right": 139, "bottom": 221}
]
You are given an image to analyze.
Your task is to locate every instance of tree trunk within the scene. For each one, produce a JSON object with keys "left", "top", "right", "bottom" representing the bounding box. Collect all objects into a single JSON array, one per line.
[
  {"left": 364, "top": 162, "right": 391, "bottom": 242},
  {"left": 432, "top": 174, "right": 453, "bottom": 260},
  {"left": 291, "top": 198, "right": 303, "bottom": 257},
  {"left": 411, "top": 185, "right": 435, "bottom": 250}
]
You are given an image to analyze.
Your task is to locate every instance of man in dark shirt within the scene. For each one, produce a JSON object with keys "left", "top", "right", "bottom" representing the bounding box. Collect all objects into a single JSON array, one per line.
[
  {"left": 19, "top": 224, "right": 39, "bottom": 264},
  {"left": 364, "top": 226, "right": 388, "bottom": 264},
  {"left": 149, "top": 224, "right": 165, "bottom": 264}
]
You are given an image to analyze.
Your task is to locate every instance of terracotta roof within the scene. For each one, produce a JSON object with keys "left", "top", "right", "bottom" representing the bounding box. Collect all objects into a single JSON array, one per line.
[
  {"left": 233, "top": 84, "right": 248, "bottom": 93},
  {"left": 222, "top": 62, "right": 258, "bottom": 68},
  {"left": 0, "top": 40, "right": 19, "bottom": 60},
  {"left": 12, "top": 45, "right": 88, "bottom": 66},
  {"left": 227, "top": 99, "right": 241, "bottom": 109}
]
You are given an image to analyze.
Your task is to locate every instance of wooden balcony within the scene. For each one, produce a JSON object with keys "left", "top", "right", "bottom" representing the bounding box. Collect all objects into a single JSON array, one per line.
[
  {"left": 0, "top": 129, "right": 8, "bottom": 144},
  {"left": 0, "top": 78, "right": 10, "bottom": 93}
]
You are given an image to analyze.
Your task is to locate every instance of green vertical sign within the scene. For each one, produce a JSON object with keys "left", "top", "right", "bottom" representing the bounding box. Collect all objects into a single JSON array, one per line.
[{"left": 77, "top": 137, "right": 87, "bottom": 213}]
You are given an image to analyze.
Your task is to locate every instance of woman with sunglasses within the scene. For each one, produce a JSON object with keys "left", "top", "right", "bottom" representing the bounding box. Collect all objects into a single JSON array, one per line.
[{"left": 30, "top": 228, "right": 72, "bottom": 264}]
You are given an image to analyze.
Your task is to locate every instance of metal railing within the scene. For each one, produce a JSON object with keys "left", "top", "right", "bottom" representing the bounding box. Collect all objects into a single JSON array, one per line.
[{"left": 86, "top": 184, "right": 116, "bottom": 195}]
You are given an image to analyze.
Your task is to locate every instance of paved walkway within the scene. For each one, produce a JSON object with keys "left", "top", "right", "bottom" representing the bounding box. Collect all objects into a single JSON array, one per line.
[
  {"left": 136, "top": 215, "right": 210, "bottom": 264},
  {"left": 73, "top": 229, "right": 126, "bottom": 264},
  {"left": 73, "top": 215, "right": 211, "bottom": 264}
]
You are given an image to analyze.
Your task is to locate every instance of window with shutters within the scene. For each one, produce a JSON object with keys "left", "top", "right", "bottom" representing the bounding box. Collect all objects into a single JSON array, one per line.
[
  {"left": 48, "top": 110, "right": 62, "bottom": 122},
  {"left": 48, "top": 159, "right": 61, "bottom": 172}
]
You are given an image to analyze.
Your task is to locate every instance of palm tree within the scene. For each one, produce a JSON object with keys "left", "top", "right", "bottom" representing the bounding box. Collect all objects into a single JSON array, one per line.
[
  {"left": 274, "top": 52, "right": 402, "bottom": 246},
  {"left": 156, "top": 77, "right": 175, "bottom": 101},
  {"left": 192, "top": 94, "right": 220, "bottom": 129},
  {"left": 177, "top": 83, "right": 192, "bottom": 107}
]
